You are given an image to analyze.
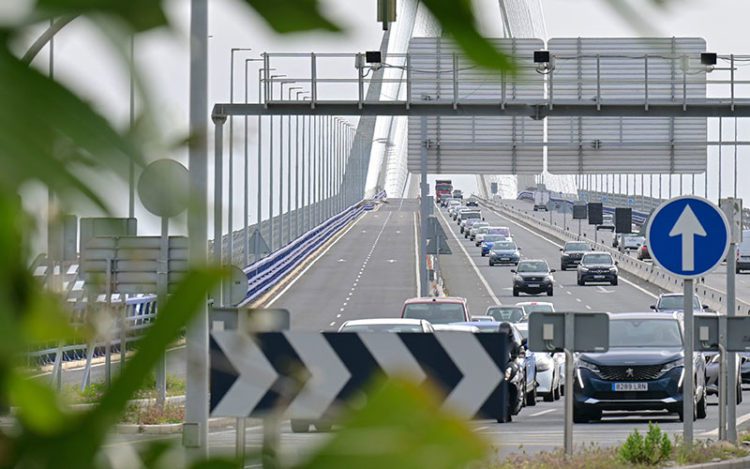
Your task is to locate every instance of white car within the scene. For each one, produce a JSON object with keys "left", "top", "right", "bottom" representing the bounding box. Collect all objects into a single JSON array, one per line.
[
  {"left": 515, "top": 322, "right": 563, "bottom": 402},
  {"left": 515, "top": 301, "right": 555, "bottom": 314},
  {"left": 337, "top": 318, "right": 434, "bottom": 332},
  {"left": 432, "top": 324, "right": 481, "bottom": 332}
]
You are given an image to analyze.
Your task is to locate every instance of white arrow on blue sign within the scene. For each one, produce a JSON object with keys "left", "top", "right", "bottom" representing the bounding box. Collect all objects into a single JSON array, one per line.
[{"left": 646, "top": 196, "right": 730, "bottom": 278}]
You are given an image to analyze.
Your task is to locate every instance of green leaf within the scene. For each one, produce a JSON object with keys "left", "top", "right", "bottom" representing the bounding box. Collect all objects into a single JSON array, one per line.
[
  {"left": 294, "top": 378, "right": 489, "bottom": 469},
  {"left": 421, "top": 0, "right": 515, "bottom": 72},
  {"left": 8, "top": 372, "right": 69, "bottom": 435},
  {"left": 242, "top": 0, "right": 341, "bottom": 33},
  {"left": 34, "top": 0, "right": 168, "bottom": 32},
  {"left": 0, "top": 45, "right": 142, "bottom": 211}
]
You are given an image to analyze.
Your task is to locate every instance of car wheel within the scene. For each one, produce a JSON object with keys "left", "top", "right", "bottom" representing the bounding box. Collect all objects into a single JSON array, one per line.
[
  {"left": 738, "top": 380, "right": 744, "bottom": 405},
  {"left": 291, "top": 420, "right": 310, "bottom": 433},
  {"left": 577, "top": 277, "right": 584, "bottom": 286},
  {"left": 513, "top": 288, "right": 519, "bottom": 297},
  {"left": 489, "top": 260, "right": 494, "bottom": 267},
  {"left": 611, "top": 277, "right": 618, "bottom": 286},
  {"left": 525, "top": 386, "right": 537, "bottom": 407},
  {"left": 481, "top": 252, "right": 486, "bottom": 257},
  {"left": 315, "top": 422, "right": 333, "bottom": 432},
  {"left": 560, "top": 265, "right": 566, "bottom": 271},
  {"left": 573, "top": 407, "right": 600, "bottom": 423},
  {"left": 543, "top": 390, "right": 554, "bottom": 402},
  {"left": 697, "top": 388, "right": 707, "bottom": 419},
  {"left": 737, "top": 267, "right": 742, "bottom": 274},
  {"left": 547, "top": 287, "right": 554, "bottom": 297},
  {"left": 554, "top": 380, "right": 562, "bottom": 401}
]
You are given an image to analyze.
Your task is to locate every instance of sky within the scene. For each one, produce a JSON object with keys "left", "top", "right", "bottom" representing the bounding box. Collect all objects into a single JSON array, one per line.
[{"left": 13, "top": 0, "right": 750, "bottom": 253}]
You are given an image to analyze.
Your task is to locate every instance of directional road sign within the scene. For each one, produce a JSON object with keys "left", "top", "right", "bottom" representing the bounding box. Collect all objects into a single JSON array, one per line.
[
  {"left": 646, "top": 196, "right": 730, "bottom": 278},
  {"left": 210, "top": 331, "right": 509, "bottom": 421}
]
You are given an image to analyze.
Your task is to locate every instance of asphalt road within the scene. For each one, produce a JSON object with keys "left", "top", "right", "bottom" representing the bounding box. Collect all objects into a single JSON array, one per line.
[{"left": 270, "top": 198, "right": 419, "bottom": 330}]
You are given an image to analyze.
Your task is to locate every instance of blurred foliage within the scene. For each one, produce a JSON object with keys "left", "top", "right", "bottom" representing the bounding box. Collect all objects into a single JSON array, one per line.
[{"left": 0, "top": 0, "right": 677, "bottom": 468}]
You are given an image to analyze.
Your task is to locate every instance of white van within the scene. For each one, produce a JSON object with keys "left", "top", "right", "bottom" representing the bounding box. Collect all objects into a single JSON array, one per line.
[{"left": 737, "top": 229, "right": 750, "bottom": 273}]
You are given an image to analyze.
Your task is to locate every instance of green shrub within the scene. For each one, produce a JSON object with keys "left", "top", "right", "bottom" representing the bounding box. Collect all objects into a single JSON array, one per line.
[{"left": 618, "top": 422, "right": 671, "bottom": 465}]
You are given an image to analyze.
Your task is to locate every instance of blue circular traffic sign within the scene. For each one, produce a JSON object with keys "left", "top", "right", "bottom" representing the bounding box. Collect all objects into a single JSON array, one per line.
[{"left": 646, "top": 196, "right": 729, "bottom": 278}]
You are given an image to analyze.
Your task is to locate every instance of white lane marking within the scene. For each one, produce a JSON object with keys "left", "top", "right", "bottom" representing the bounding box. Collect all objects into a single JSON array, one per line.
[
  {"left": 597, "top": 286, "right": 614, "bottom": 294},
  {"left": 336, "top": 314, "right": 342, "bottom": 318},
  {"left": 700, "top": 412, "right": 750, "bottom": 437},
  {"left": 585, "top": 305, "right": 592, "bottom": 310},
  {"left": 486, "top": 205, "right": 658, "bottom": 299},
  {"left": 414, "top": 212, "right": 421, "bottom": 296},
  {"left": 437, "top": 206, "right": 500, "bottom": 305},
  {"left": 566, "top": 291, "right": 572, "bottom": 295},
  {"left": 530, "top": 409, "right": 556, "bottom": 417},
  {"left": 329, "top": 322, "right": 336, "bottom": 327},
  {"left": 576, "top": 298, "right": 582, "bottom": 303},
  {"left": 267, "top": 212, "right": 366, "bottom": 306}
]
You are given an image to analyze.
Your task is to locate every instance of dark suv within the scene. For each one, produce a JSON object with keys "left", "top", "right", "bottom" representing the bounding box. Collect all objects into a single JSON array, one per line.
[
  {"left": 560, "top": 241, "right": 592, "bottom": 270},
  {"left": 511, "top": 260, "right": 555, "bottom": 297},
  {"left": 577, "top": 252, "right": 618, "bottom": 286},
  {"left": 574, "top": 313, "right": 707, "bottom": 423}
]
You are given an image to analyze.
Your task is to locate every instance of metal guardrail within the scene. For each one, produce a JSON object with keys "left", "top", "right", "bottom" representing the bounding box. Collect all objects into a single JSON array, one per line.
[
  {"left": 517, "top": 190, "right": 650, "bottom": 225},
  {"left": 485, "top": 197, "right": 750, "bottom": 316},
  {"left": 240, "top": 191, "right": 387, "bottom": 306}
]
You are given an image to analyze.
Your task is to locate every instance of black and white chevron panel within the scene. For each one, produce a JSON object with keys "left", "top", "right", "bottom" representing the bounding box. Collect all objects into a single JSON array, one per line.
[{"left": 210, "top": 331, "right": 511, "bottom": 421}]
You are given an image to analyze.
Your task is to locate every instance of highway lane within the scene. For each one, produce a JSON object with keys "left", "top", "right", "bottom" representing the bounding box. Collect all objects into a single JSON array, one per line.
[
  {"left": 269, "top": 199, "right": 419, "bottom": 331},
  {"left": 504, "top": 198, "right": 750, "bottom": 308},
  {"left": 436, "top": 200, "right": 659, "bottom": 316}
]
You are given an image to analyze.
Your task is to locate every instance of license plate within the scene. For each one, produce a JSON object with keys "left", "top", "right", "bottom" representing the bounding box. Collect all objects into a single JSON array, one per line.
[
  {"left": 527, "top": 284, "right": 539, "bottom": 288},
  {"left": 612, "top": 383, "right": 648, "bottom": 392},
  {"left": 594, "top": 275, "right": 605, "bottom": 279},
  {"left": 500, "top": 257, "right": 510, "bottom": 261}
]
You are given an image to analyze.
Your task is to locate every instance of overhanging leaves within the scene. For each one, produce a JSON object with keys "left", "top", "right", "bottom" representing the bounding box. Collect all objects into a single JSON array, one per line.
[
  {"left": 242, "top": 0, "right": 341, "bottom": 33},
  {"left": 34, "top": 0, "right": 168, "bottom": 32}
]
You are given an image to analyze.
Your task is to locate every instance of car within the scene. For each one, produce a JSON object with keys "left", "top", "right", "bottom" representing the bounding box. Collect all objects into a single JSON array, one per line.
[
  {"left": 477, "top": 226, "right": 511, "bottom": 246},
  {"left": 649, "top": 293, "right": 709, "bottom": 313},
  {"left": 485, "top": 305, "right": 527, "bottom": 323},
  {"left": 447, "top": 200, "right": 462, "bottom": 212},
  {"left": 560, "top": 241, "right": 593, "bottom": 270},
  {"left": 440, "top": 197, "right": 453, "bottom": 208},
  {"left": 480, "top": 234, "right": 509, "bottom": 256},
  {"left": 452, "top": 189, "right": 464, "bottom": 199},
  {"left": 616, "top": 233, "right": 645, "bottom": 252},
  {"left": 577, "top": 252, "right": 618, "bottom": 286},
  {"left": 470, "top": 315, "right": 496, "bottom": 322},
  {"left": 431, "top": 324, "right": 480, "bottom": 332},
  {"left": 740, "top": 353, "right": 750, "bottom": 383},
  {"left": 468, "top": 222, "right": 490, "bottom": 241},
  {"left": 515, "top": 301, "right": 555, "bottom": 314},
  {"left": 459, "top": 211, "right": 482, "bottom": 229},
  {"left": 515, "top": 322, "right": 562, "bottom": 402},
  {"left": 637, "top": 243, "right": 651, "bottom": 261},
  {"left": 465, "top": 198, "right": 479, "bottom": 207},
  {"left": 573, "top": 312, "right": 707, "bottom": 423},
  {"left": 511, "top": 260, "right": 555, "bottom": 296},
  {"left": 452, "top": 206, "right": 474, "bottom": 220},
  {"left": 461, "top": 218, "right": 483, "bottom": 235},
  {"left": 400, "top": 297, "right": 470, "bottom": 324},
  {"left": 704, "top": 352, "right": 742, "bottom": 404},
  {"left": 737, "top": 229, "right": 750, "bottom": 273},
  {"left": 596, "top": 213, "right": 615, "bottom": 231},
  {"left": 455, "top": 321, "right": 538, "bottom": 414},
  {"left": 489, "top": 241, "right": 521, "bottom": 266},
  {"left": 337, "top": 318, "right": 434, "bottom": 333}
]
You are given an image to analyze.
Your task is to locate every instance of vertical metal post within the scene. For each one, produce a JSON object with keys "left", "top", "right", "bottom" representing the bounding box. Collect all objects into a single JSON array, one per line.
[
  {"left": 213, "top": 116, "right": 226, "bottom": 294},
  {"left": 295, "top": 113, "right": 300, "bottom": 238},
  {"left": 724, "top": 197, "right": 739, "bottom": 443},
  {"left": 734, "top": 118, "right": 738, "bottom": 198},
  {"left": 419, "top": 116, "right": 429, "bottom": 297},
  {"left": 316, "top": 116, "right": 322, "bottom": 227},
  {"left": 564, "top": 313, "right": 575, "bottom": 456},
  {"left": 129, "top": 36, "right": 135, "bottom": 219},
  {"left": 255, "top": 68, "right": 263, "bottom": 263},
  {"left": 156, "top": 216, "right": 169, "bottom": 408},
  {"left": 683, "top": 278, "right": 695, "bottom": 446},
  {"left": 719, "top": 328, "right": 727, "bottom": 440},
  {"left": 185, "top": 0, "right": 209, "bottom": 455},
  {"left": 279, "top": 91, "right": 285, "bottom": 247},
  {"left": 307, "top": 115, "right": 312, "bottom": 232},
  {"left": 243, "top": 60, "right": 250, "bottom": 266},
  {"left": 228, "top": 54, "right": 234, "bottom": 266},
  {"left": 719, "top": 117, "right": 722, "bottom": 203},
  {"left": 105, "top": 258, "right": 112, "bottom": 388},
  {"left": 286, "top": 94, "right": 292, "bottom": 243},
  {"left": 269, "top": 107, "right": 274, "bottom": 252}
]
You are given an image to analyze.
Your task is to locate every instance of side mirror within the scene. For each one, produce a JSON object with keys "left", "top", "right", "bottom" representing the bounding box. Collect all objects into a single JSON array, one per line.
[
  {"left": 615, "top": 261, "right": 619, "bottom": 266},
  {"left": 550, "top": 269, "right": 557, "bottom": 273},
  {"left": 703, "top": 305, "right": 710, "bottom": 311},
  {"left": 510, "top": 269, "right": 516, "bottom": 273},
  {"left": 559, "top": 248, "right": 563, "bottom": 251},
  {"left": 482, "top": 217, "right": 486, "bottom": 221},
  {"left": 521, "top": 338, "right": 528, "bottom": 348},
  {"left": 650, "top": 305, "right": 656, "bottom": 310}
]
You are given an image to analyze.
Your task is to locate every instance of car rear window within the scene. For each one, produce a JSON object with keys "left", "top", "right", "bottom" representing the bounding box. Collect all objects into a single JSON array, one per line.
[
  {"left": 403, "top": 303, "right": 466, "bottom": 324},
  {"left": 487, "top": 307, "right": 525, "bottom": 322},
  {"left": 564, "top": 242, "right": 589, "bottom": 251},
  {"left": 582, "top": 253, "right": 613, "bottom": 265},
  {"left": 340, "top": 324, "right": 423, "bottom": 333}
]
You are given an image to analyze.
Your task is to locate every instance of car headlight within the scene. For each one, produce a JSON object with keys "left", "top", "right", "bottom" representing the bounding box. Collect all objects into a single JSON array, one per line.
[
  {"left": 544, "top": 275, "right": 553, "bottom": 283},
  {"left": 579, "top": 266, "right": 589, "bottom": 272},
  {"left": 576, "top": 359, "right": 600, "bottom": 374},
  {"left": 609, "top": 266, "right": 618, "bottom": 272},
  {"left": 660, "top": 358, "right": 684, "bottom": 374},
  {"left": 514, "top": 275, "right": 523, "bottom": 282},
  {"left": 505, "top": 366, "right": 514, "bottom": 381},
  {"left": 489, "top": 250, "right": 497, "bottom": 256},
  {"left": 710, "top": 354, "right": 721, "bottom": 364}
]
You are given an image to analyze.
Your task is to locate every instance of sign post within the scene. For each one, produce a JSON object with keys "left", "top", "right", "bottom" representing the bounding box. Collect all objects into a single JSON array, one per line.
[{"left": 647, "top": 196, "right": 730, "bottom": 446}]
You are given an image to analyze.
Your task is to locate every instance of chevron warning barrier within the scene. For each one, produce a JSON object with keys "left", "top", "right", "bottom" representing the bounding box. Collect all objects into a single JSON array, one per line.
[{"left": 210, "top": 331, "right": 511, "bottom": 422}]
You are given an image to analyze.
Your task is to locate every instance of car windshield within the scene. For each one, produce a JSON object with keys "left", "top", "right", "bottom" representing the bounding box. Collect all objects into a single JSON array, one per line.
[
  {"left": 521, "top": 304, "right": 554, "bottom": 314},
  {"left": 449, "top": 201, "right": 461, "bottom": 206},
  {"left": 403, "top": 303, "right": 466, "bottom": 324},
  {"left": 658, "top": 295, "right": 701, "bottom": 310},
  {"left": 582, "top": 253, "right": 613, "bottom": 265},
  {"left": 472, "top": 223, "right": 489, "bottom": 230},
  {"left": 610, "top": 319, "right": 682, "bottom": 348},
  {"left": 603, "top": 214, "right": 613, "bottom": 221},
  {"left": 463, "top": 212, "right": 481, "bottom": 219},
  {"left": 340, "top": 323, "right": 423, "bottom": 333},
  {"left": 517, "top": 261, "right": 549, "bottom": 273},
  {"left": 488, "top": 227, "right": 510, "bottom": 236},
  {"left": 565, "top": 242, "right": 589, "bottom": 252},
  {"left": 493, "top": 242, "right": 516, "bottom": 250},
  {"left": 487, "top": 307, "right": 525, "bottom": 322},
  {"left": 484, "top": 235, "right": 506, "bottom": 242}
]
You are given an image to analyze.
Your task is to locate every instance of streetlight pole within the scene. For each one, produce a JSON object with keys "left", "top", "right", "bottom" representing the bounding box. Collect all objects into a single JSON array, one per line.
[
  {"left": 254, "top": 66, "right": 274, "bottom": 263},
  {"left": 267, "top": 74, "right": 286, "bottom": 252},
  {"left": 286, "top": 86, "right": 302, "bottom": 243},
  {"left": 243, "top": 57, "right": 262, "bottom": 266},
  {"left": 228, "top": 47, "right": 252, "bottom": 266},
  {"left": 278, "top": 80, "right": 296, "bottom": 247},
  {"left": 295, "top": 90, "right": 308, "bottom": 238}
]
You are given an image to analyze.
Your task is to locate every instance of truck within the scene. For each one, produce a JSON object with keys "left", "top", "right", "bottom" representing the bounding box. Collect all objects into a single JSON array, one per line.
[
  {"left": 435, "top": 179, "right": 453, "bottom": 202},
  {"left": 533, "top": 191, "right": 550, "bottom": 211}
]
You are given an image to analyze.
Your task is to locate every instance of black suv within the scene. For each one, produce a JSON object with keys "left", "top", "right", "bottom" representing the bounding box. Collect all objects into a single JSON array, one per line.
[
  {"left": 511, "top": 260, "right": 555, "bottom": 297},
  {"left": 560, "top": 241, "right": 592, "bottom": 270},
  {"left": 574, "top": 313, "right": 707, "bottom": 423},
  {"left": 577, "top": 252, "right": 618, "bottom": 286}
]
